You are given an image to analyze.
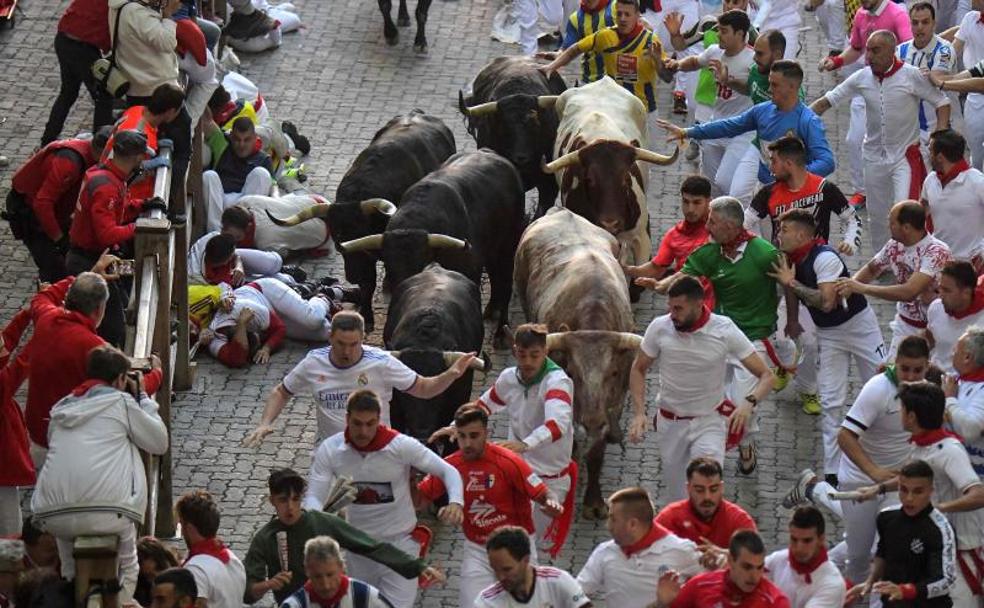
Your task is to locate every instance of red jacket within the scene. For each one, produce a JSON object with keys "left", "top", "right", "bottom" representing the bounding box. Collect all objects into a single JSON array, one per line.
[
  {"left": 69, "top": 162, "right": 137, "bottom": 253},
  {"left": 0, "top": 309, "right": 36, "bottom": 486},
  {"left": 11, "top": 139, "right": 96, "bottom": 240},
  {"left": 58, "top": 0, "right": 111, "bottom": 52},
  {"left": 25, "top": 278, "right": 161, "bottom": 446},
  {"left": 103, "top": 107, "right": 160, "bottom": 205}
]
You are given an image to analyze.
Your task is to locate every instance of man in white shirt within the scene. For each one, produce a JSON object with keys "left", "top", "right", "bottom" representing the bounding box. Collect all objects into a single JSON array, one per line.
[
  {"left": 665, "top": 10, "right": 758, "bottom": 205},
  {"left": 628, "top": 275, "right": 774, "bottom": 500},
  {"left": 175, "top": 490, "right": 246, "bottom": 608},
  {"left": 576, "top": 487, "right": 702, "bottom": 606},
  {"left": 303, "top": 390, "right": 464, "bottom": 606},
  {"left": 921, "top": 129, "right": 984, "bottom": 268},
  {"left": 476, "top": 527, "right": 590, "bottom": 608},
  {"left": 243, "top": 311, "right": 477, "bottom": 446},
  {"left": 835, "top": 201, "right": 951, "bottom": 359},
  {"left": 765, "top": 506, "right": 846, "bottom": 608},
  {"left": 811, "top": 30, "right": 951, "bottom": 251},
  {"left": 954, "top": 0, "right": 984, "bottom": 169},
  {"left": 928, "top": 261, "right": 984, "bottom": 374},
  {"left": 945, "top": 327, "right": 984, "bottom": 477}
]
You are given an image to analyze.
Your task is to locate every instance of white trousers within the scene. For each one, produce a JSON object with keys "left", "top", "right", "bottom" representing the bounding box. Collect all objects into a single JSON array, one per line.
[
  {"left": 460, "top": 540, "right": 538, "bottom": 608},
  {"left": 347, "top": 532, "right": 420, "bottom": 607},
  {"left": 815, "top": 307, "right": 886, "bottom": 475},
  {"left": 41, "top": 511, "right": 139, "bottom": 604},
  {"left": 645, "top": 0, "right": 701, "bottom": 96},
  {"left": 252, "top": 278, "right": 332, "bottom": 341},
  {"left": 836, "top": 477, "right": 900, "bottom": 585},
  {"left": 813, "top": 0, "right": 846, "bottom": 52},
  {"left": 846, "top": 95, "right": 866, "bottom": 195},
  {"left": 517, "top": 0, "right": 565, "bottom": 55},
  {"left": 777, "top": 300, "right": 818, "bottom": 394},
  {"left": 965, "top": 98, "right": 984, "bottom": 172},
  {"left": 533, "top": 474, "right": 571, "bottom": 551},
  {"left": 700, "top": 134, "right": 759, "bottom": 206},
  {"left": 887, "top": 313, "right": 924, "bottom": 362},
  {"left": 238, "top": 248, "right": 294, "bottom": 285},
  {"left": 727, "top": 333, "right": 797, "bottom": 447},
  {"left": 656, "top": 411, "right": 727, "bottom": 501},
  {"left": 204, "top": 167, "right": 273, "bottom": 232},
  {"left": 864, "top": 156, "right": 912, "bottom": 254},
  {"left": 0, "top": 486, "right": 20, "bottom": 536},
  {"left": 227, "top": 26, "right": 283, "bottom": 53},
  {"left": 778, "top": 25, "right": 801, "bottom": 59}
]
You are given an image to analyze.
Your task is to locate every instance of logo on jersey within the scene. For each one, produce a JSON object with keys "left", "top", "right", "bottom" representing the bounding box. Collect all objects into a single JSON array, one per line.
[
  {"left": 526, "top": 473, "right": 543, "bottom": 487},
  {"left": 468, "top": 498, "right": 507, "bottom": 529},
  {"left": 910, "top": 538, "right": 924, "bottom": 554},
  {"left": 357, "top": 373, "right": 369, "bottom": 386},
  {"left": 467, "top": 471, "right": 495, "bottom": 491}
]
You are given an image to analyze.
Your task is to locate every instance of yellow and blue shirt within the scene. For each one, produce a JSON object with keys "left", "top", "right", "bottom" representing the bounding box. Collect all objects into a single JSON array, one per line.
[
  {"left": 562, "top": 0, "right": 617, "bottom": 83},
  {"left": 576, "top": 25, "right": 666, "bottom": 112}
]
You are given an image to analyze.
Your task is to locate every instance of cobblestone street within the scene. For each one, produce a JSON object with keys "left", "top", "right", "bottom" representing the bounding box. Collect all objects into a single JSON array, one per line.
[{"left": 0, "top": 0, "right": 894, "bottom": 605}]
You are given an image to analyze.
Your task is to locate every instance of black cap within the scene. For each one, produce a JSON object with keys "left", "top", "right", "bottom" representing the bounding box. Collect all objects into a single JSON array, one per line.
[{"left": 112, "top": 130, "right": 149, "bottom": 157}]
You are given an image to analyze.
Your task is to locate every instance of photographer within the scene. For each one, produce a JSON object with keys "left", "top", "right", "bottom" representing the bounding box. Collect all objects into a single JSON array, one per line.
[{"left": 30, "top": 345, "right": 169, "bottom": 605}]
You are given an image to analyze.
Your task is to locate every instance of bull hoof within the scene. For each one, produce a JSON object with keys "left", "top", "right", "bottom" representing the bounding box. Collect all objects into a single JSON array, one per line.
[
  {"left": 605, "top": 425, "right": 623, "bottom": 444},
  {"left": 581, "top": 502, "right": 608, "bottom": 520},
  {"left": 397, "top": 13, "right": 410, "bottom": 26},
  {"left": 384, "top": 23, "right": 399, "bottom": 44},
  {"left": 493, "top": 330, "right": 510, "bottom": 351},
  {"left": 414, "top": 40, "right": 428, "bottom": 54}
]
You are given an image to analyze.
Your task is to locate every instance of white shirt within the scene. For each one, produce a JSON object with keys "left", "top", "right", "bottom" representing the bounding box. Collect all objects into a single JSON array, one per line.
[
  {"left": 696, "top": 44, "right": 754, "bottom": 120},
  {"left": 477, "top": 364, "right": 575, "bottom": 476},
  {"left": 823, "top": 63, "right": 950, "bottom": 163},
  {"left": 920, "top": 168, "right": 984, "bottom": 263},
  {"left": 912, "top": 436, "right": 984, "bottom": 549},
  {"left": 813, "top": 250, "right": 847, "bottom": 284},
  {"left": 303, "top": 431, "right": 464, "bottom": 538},
  {"left": 207, "top": 283, "right": 270, "bottom": 358},
  {"left": 926, "top": 299, "right": 984, "bottom": 374},
  {"left": 475, "top": 566, "right": 590, "bottom": 608},
  {"left": 946, "top": 379, "right": 984, "bottom": 477},
  {"left": 282, "top": 346, "right": 418, "bottom": 442},
  {"left": 765, "top": 549, "right": 846, "bottom": 608},
  {"left": 956, "top": 11, "right": 984, "bottom": 108},
  {"left": 840, "top": 372, "right": 913, "bottom": 484},
  {"left": 641, "top": 313, "right": 756, "bottom": 417},
  {"left": 185, "top": 551, "right": 247, "bottom": 608},
  {"left": 576, "top": 529, "right": 702, "bottom": 605},
  {"left": 869, "top": 234, "right": 951, "bottom": 324}
]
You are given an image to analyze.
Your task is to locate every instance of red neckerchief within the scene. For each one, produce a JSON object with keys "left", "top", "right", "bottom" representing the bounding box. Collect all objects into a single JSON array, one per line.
[
  {"left": 788, "top": 546, "right": 828, "bottom": 584},
  {"left": 345, "top": 425, "right": 399, "bottom": 453},
  {"left": 720, "top": 230, "right": 755, "bottom": 258},
  {"left": 787, "top": 238, "right": 825, "bottom": 265},
  {"left": 304, "top": 576, "right": 350, "bottom": 607},
  {"left": 214, "top": 101, "right": 240, "bottom": 127},
  {"left": 184, "top": 538, "right": 231, "bottom": 565},
  {"left": 873, "top": 57, "right": 904, "bottom": 82},
  {"left": 618, "top": 22, "right": 644, "bottom": 44},
  {"left": 241, "top": 216, "right": 257, "bottom": 249},
  {"left": 581, "top": 0, "right": 609, "bottom": 13},
  {"left": 952, "top": 285, "right": 984, "bottom": 320},
  {"left": 676, "top": 217, "right": 708, "bottom": 236},
  {"left": 960, "top": 368, "right": 984, "bottom": 382},
  {"left": 71, "top": 379, "right": 109, "bottom": 397},
  {"left": 939, "top": 159, "right": 971, "bottom": 188},
  {"left": 678, "top": 306, "right": 712, "bottom": 333},
  {"left": 620, "top": 522, "right": 670, "bottom": 557},
  {"left": 979, "top": 10, "right": 984, "bottom": 23},
  {"left": 204, "top": 260, "right": 234, "bottom": 285},
  {"left": 910, "top": 428, "right": 963, "bottom": 446}
]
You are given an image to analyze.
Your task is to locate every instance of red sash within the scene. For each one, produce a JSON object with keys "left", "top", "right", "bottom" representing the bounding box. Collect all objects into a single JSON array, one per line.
[{"left": 542, "top": 460, "right": 578, "bottom": 558}]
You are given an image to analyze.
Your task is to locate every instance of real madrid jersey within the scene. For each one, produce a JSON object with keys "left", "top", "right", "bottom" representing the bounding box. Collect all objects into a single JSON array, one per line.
[
  {"left": 282, "top": 345, "right": 417, "bottom": 442},
  {"left": 475, "top": 566, "right": 590, "bottom": 608}
]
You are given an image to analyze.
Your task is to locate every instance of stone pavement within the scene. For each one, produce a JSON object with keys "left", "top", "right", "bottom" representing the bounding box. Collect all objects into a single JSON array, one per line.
[{"left": 0, "top": 1, "right": 896, "bottom": 606}]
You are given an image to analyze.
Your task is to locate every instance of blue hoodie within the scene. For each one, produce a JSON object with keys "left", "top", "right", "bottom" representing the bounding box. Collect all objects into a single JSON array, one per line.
[{"left": 686, "top": 100, "right": 835, "bottom": 184}]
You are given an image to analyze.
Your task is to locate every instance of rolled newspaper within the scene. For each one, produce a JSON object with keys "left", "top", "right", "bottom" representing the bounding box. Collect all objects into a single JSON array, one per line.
[
  {"left": 828, "top": 490, "right": 865, "bottom": 501},
  {"left": 276, "top": 531, "right": 288, "bottom": 572},
  {"left": 323, "top": 476, "right": 358, "bottom": 515}
]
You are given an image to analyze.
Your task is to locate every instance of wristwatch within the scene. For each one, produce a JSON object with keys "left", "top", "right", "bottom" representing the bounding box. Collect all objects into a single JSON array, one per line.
[{"left": 744, "top": 394, "right": 758, "bottom": 407}]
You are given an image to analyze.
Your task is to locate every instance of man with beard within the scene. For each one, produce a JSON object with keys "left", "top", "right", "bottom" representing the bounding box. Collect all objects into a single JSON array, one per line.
[
  {"left": 926, "top": 261, "right": 984, "bottom": 374},
  {"left": 628, "top": 275, "right": 773, "bottom": 499}
]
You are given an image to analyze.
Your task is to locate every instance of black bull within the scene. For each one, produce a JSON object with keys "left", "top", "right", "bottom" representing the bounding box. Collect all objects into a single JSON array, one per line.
[{"left": 459, "top": 56, "right": 567, "bottom": 218}]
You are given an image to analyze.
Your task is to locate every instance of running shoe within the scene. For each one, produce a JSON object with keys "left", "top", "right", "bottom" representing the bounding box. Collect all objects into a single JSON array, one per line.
[
  {"left": 848, "top": 192, "right": 866, "bottom": 210},
  {"left": 782, "top": 468, "right": 818, "bottom": 509},
  {"left": 800, "top": 392, "right": 822, "bottom": 415},
  {"left": 737, "top": 443, "right": 757, "bottom": 475},
  {"left": 672, "top": 91, "right": 688, "bottom": 115},
  {"left": 773, "top": 367, "right": 791, "bottom": 392},
  {"left": 685, "top": 139, "right": 700, "bottom": 161}
]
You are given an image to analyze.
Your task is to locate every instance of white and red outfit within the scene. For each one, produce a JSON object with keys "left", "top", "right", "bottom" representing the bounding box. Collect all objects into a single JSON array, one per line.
[
  {"left": 656, "top": 498, "right": 757, "bottom": 549},
  {"left": 927, "top": 286, "right": 984, "bottom": 375},
  {"left": 183, "top": 538, "right": 247, "bottom": 608},
  {"left": 281, "top": 346, "right": 417, "bottom": 443},
  {"left": 946, "top": 370, "right": 984, "bottom": 478},
  {"left": 477, "top": 565, "right": 589, "bottom": 608},
  {"left": 956, "top": 11, "right": 984, "bottom": 170},
  {"left": 640, "top": 308, "right": 756, "bottom": 500},
  {"left": 302, "top": 426, "right": 463, "bottom": 606},
  {"left": 822, "top": 60, "right": 950, "bottom": 252},
  {"left": 866, "top": 234, "right": 952, "bottom": 359},
  {"left": 670, "top": 568, "right": 791, "bottom": 607},
  {"left": 764, "top": 547, "right": 846, "bottom": 608},
  {"left": 576, "top": 523, "right": 702, "bottom": 606},
  {"left": 281, "top": 577, "right": 392, "bottom": 608},
  {"left": 920, "top": 162, "right": 984, "bottom": 269},
  {"left": 417, "top": 443, "right": 548, "bottom": 608},
  {"left": 477, "top": 360, "right": 574, "bottom": 557},
  {"left": 188, "top": 230, "right": 294, "bottom": 287},
  {"left": 651, "top": 218, "right": 714, "bottom": 310}
]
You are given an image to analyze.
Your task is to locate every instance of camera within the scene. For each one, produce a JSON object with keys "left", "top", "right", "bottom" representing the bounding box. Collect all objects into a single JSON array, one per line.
[{"left": 90, "top": 58, "right": 131, "bottom": 99}]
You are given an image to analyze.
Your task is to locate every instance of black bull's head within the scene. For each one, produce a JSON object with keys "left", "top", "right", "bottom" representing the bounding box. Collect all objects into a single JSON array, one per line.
[
  {"left": 459, "top": 92, "right": 559, "bottom": 173},
  {"left": 338, "top": 230, "right": 471, "bottom": 289}
]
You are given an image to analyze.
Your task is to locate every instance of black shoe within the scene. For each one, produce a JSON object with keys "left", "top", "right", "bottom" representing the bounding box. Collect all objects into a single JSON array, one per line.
[
  {"left": 281, "top": 121, "right": 311, "bottom": 156},
  {"left": 223, "top": 9, "right": 277, "bottom": 39},
  {"left": 280, "top": 264, "right": 307, "bottom": 283},
  {"left": 824, "top": 473, "right": 839, "bottom": 489},
  {"left": 321, "top": 284, "right": 362, "bottom": 304},
  {"left": 317, "top": 276, "right": 340, "bottom": 287},
  {"left": 292, "top": 281, "right": 319, "bottom": 299}
]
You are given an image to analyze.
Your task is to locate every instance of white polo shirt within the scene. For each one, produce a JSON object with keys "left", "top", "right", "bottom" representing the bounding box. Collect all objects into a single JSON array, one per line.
[
  {"left": 641, "top": 313, "right": 756, "bottom": 417},
  {"left": 926, "top": 299, "right": 984, "bottom": 374},
  {"left": 765, "top": 549, "right": 846, "bottom": 608},
  {"left": 912, "top": 436, "right": 984, "bottom": 549},
  {"left": 920, "top": 168, "right": 984, "bottom": 263},
  {"left": 576, "top": 526, "right": 702, "bottom": 606},
  {"left": 946, "top": 379, "right": 984, "bottom": 477},
  {"left": 303, "top": 430, "right": 464, "bottom": 539},
  {"left": 282, "top": 346, "right": 418, "bottom": 442},
  {"left": 185, "top": 551, "right": 247, "bottom": 608},
  {"left": 956, "top": 11, "right": 984, "bottom": 112},
  {"left": 823, "top": 63, "right": 950, "bottom": 163},
  {"left": 869, "top": 234, "right": 951, "bottom": 325},
  {"left": 475, "top": 566, "right": 590, "bottom": 608},
  {"left": 840, "top": 371, "right": 913, "bottom": 484},
  {"left": 695, "top": 45, "right": 754, "bottom": 120}
]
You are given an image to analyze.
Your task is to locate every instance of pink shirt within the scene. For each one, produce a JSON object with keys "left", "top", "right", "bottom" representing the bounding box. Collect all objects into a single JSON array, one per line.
[{"left": 850, "top": 0, "right": 913, "bottom": 51}]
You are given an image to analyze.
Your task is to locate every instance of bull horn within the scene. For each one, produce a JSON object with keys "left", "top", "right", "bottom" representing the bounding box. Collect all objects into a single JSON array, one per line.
[
  {"left": 442, "top": 351, "right": 486, "bottom": 371},
  {"left": 265, "top": 203, "right": 331, "bottom": 227},
  {"left": 537, "top": 95, "right": 559, "bottom": 109},
  {"left": 339, "top": 234, "right": 385, "bottom": 253},
  {"left": 634, "top": 145, "right": 680, "bottom": 166},
  {"left": 615, "top": 332, "right": 643, "bottom": 350},
  {"left": 461, "top": 100, "right": 498, "bottom": 117},
  {"left": 545, "top": 332, "right": 568, "bottom": 352},
  {"left": 388, "top": 350, "right": 401, "bottom": 360},
  {"left": 359, "top": 198, "right": 397, "bottom": 217},
  {"left": 427, "top": 234, "right": 468, "bottom": 249},
  {"left": 542, "top": 149, "right": 581, "bottom": 174}
]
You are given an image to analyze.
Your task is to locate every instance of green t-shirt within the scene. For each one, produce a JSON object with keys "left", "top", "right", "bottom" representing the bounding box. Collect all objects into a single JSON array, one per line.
[
  {"left": 681, "top": 237, "right": 780, "bottom": 340},
  {"left": 243, "top": 509, "right": 426, "bottom": 603}
]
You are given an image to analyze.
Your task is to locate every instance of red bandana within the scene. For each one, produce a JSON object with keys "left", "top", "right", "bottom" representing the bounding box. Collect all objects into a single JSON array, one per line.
[
  {"left": 184, "top": 538, "right": 231, "bottom": 565},
  {"left": 204, "top": 260, "right": 235, "bottom": 286},
  {"left": 618, "top": 22, "right": 644, "bottom": 44},
  {"left": 345, "top": 425, "right": 399, "bottom": 452},
  {"left": 580, "top": 0, "right": 609, "bottom": 13},
  {"left": 910, "top": 428, "right": 963, "bottom": 446},
  {"left": 620, "top": 522, "right": 670, "bottom": 557},
  {"left": 787, "top": 238, "right": 825, "bottom": 265},
  {"left": 678, "top": 306, "right": 712, "bottom": 333},
  {"left": 873, "top": 57, "right": 904, "bottom": 82},
  {"left": 305, "top": 577, "right": 350, "bottom": 607},
  {"left": 71, "top": 379, "right": 109, "bottom": 397},
  {"left": 720, "top": 230, "right": 755, "bottom": 257},
  {"left": 677, "top": 217, "right": 708, "bottom": 236},
  {"left": 789, "top": 546, "right": 828, "bottom": 584},
  {"left": 952, "top": 284, "right": 984, "bottom": 320},
  {"left": 960, "top": 368, "right": 984, "bottom": 383},
  {"left": 939, "top": 159, "right": 971, "bottom": 188}
]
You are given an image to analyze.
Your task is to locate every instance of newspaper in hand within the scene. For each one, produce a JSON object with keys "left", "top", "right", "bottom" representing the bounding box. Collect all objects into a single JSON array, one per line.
[
  {"left": 323, "top": 476, "right": 358, "bottom": 515},
  {"left": 276, "top": 531, "right": 288, "bottom": 571}
]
